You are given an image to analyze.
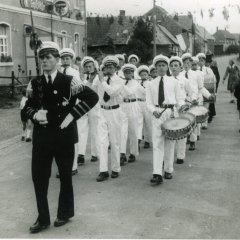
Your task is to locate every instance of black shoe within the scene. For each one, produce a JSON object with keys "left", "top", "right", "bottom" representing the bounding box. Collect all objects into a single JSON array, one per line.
[
  {"left": 128, "top": 154, "right": 136, "bottom": 163},
  {"left": 26, "top": 138, "right": 31, "bottom": 142},
  {"left": 120, "top": 154, "right": 127, "bottom": 166},
  {"left": 197, "top": 136, "right": 200, "bottom": 141},
  {"left": 186, "top": 136, "right": 190, "bottom": 144},
  {"left": 208, "top": 117, "right": 212, "bottom": 123},
  {"left": 72, "top": 169, "right": 78, "bottom": 176},
  {"left": 21, "top": 136, "right": 25, "bottom": 141},
  {"left": 176, "top": 159, "right": 184, "bottom": 164},
  {"left": 29, "top": 220, "right": 50, "bottom": 233},
  {"left": 189, "top": 142, "right": 195, "bottom": 151},
  {"left": 150, "top": 174, "right": 163, "bottom": 185},
  {"left": 96, "top": 172, "right": 109, "bottom": 182},
  {"left": 77, "top": 155, "right": 85, "bottom": 166},
  {"left": 111, "top": 171, "right": 119, "bottom": 178},
  {"left": 144, "top": 142, "right": 150, "bottom": 149},
  {"left": 54, "top": 218, "right": 69, "bottom": 227},
  {"left": 90, "top": 156, "right": 98, "bottom": 162},
  {"left": 164, "top": 172, "right": 173, "bottom": 179},
  {"left": 201, "top": 126, "right": 207, "bottom": 130}
]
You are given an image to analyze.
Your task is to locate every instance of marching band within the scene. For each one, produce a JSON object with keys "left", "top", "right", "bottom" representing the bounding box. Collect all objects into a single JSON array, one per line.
[{"left": 24, "top": 41, "right": 217, "bottom": 233}]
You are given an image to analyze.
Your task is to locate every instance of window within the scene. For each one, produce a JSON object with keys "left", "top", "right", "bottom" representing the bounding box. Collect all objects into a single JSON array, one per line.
[
  {"left": 74, "top": 33, "right": 80, "bottom": 56},
  {"left": 0, "top": 24, "right": 9, "bottom": 56},
  {"left": 75, "top": 0, "right": 84, "bottom": 9},
  {"left": 56, "top": 36, "right": 63, "bottom": 49},
  {"left": 61, "top": 30, "right": 67, "bottom": 48}
]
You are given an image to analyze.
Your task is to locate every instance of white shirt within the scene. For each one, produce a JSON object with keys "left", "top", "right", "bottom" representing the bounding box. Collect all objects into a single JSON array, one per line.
[
  {"left": 174, "top": 74, "right": 193, "bottom": 100},
  {"left": 44, "top": 70, "right": 58, "bottom": 83},
  {"left": 146, "top": 75, "right": 185, "bottom": 114},
  {"left": 136, "top": 79, "right": 150, "bottom": 100},
  {"left": 121, "top": 78, "right": 139, "bottom": 99},
  {"left": 61, "top": 66, "right": 82, "bottom": 84},
  {"left": 98, "top": 73, "right": 125, "bottom": 106}
]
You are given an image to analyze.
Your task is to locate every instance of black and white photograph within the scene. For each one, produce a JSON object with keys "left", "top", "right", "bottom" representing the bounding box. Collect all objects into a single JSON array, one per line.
[{"left": 0, "top": 0, "right": 240, "bottom": 238}]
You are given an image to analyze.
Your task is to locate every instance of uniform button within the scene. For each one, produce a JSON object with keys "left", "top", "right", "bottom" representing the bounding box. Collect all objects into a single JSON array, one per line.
[
  {"left": 57, "top": 103, "right": 60, "bottom": 106},
  {"left": 58, "top": 115, "right": 61, "bottom": 117}
]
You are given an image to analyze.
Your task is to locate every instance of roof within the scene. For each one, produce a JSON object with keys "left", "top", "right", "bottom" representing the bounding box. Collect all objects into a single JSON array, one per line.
[
  {"left": 232, "top": 33, "right": 240, "bottom": 43},
  {"left": 87, "top": 16, "right": 135, "bottom": 47},
  {"left": 144, "top": 6, "right": 188, "bottom": 36},
  {"left": 156, "top": 25, "right": 179, "bottom": 45},
  {"left": 195, "top": 25, "right": 215, "bottom": 41},
  {"left": 213, "top": 29, "right": 236, "bottom": 41}
]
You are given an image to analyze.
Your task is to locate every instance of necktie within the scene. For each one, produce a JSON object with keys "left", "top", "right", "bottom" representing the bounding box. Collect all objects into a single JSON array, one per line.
[
  {"left": 103, "top": 76, "right": 111, "bottom": 102},
  {"left": 63, "top": 68, "right": 67, "bottom": 75},
  {"left": 87, "top": 74, "right": 90, "bottom": 80},
  {"left": 185, "top": 71, "right": 188, "bottom": 79},
  {"left": 158, "top": 76, "right": 164, "bottom": 106},
  {"left": 125, "top": 79, "right": 129, "bottom": 85},
  {"left": 200, "top": 66, "right": 203, "bottom": 71},
  {"left": 47, "top": 75, "right": 53, "bottom": 88},
  {"left": 141, "top": 80, "right": 144, "bottom": 87}
]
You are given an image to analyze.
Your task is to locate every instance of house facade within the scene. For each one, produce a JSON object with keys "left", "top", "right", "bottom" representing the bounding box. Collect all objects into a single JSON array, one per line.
[{"left": 0, "top": 0, "right": 86, "bottom": 83}]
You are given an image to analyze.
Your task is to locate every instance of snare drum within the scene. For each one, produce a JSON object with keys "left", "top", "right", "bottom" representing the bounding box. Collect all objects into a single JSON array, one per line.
[
  {"left": 161, "top": 118, "right": 192, "bottom": 140},
  {"left": 188, "top": 106, "right": 208, "bottom": 123},
  {"left": 180, "top": 112, "right": 196, "bottom": 129}
]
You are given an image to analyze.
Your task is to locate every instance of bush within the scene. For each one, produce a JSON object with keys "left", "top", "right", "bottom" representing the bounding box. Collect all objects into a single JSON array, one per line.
[{"left": 225, "top": 44, "right": 240, "bottom": 54}]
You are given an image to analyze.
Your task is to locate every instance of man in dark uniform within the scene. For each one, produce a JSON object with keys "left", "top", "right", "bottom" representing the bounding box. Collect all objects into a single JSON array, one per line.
[{"left": 23, "top": 41, "right": 99, "bottom": 233}]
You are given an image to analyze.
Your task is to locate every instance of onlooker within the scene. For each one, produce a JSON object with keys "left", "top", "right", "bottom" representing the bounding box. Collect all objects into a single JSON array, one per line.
[{"left": 223, "top": 59, "right": 240, "bottom": 103}]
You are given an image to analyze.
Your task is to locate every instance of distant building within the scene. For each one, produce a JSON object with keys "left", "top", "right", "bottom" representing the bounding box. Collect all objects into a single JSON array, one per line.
[
  {"left": 0, "top": 0, "right": 86, "bottom": 83},
  {"left": 213, "top": 28, "right": 237, "bottom": 54}
]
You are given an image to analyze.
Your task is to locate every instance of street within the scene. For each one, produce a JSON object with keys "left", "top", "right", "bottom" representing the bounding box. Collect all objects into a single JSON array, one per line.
[{"left": 0, "top": 55, "right": 240, "bottom": 238}]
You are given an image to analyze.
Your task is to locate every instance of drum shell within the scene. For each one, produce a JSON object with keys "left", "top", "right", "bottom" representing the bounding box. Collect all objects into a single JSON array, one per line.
[
  {"left": 161, "top": 118, "right": 192, "bottom": 140},
  {"left": 188, "top": 106, "right": 209, "bottom": 124}
]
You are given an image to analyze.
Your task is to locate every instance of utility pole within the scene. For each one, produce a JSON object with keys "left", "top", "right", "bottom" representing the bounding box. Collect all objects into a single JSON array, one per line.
[
  {"left": 153, "top": 0, "right": 157, "bottom": 57},
  {"left": 84, "top": 0, "right": 87, "bottom": 56}
]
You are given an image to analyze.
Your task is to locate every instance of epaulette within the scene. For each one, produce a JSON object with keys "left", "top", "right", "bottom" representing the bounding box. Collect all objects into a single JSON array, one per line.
[{"left": 71, "top": 84, "right": 85, "bottom": 96}]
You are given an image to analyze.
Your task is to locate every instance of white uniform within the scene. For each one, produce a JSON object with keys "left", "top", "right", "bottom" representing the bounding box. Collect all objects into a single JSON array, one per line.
[
  {"left": 175, "top": 74, "right": 193, "bottom": 159},
  {"left": 136, "top": 79, "right": 152, "bottom": 143},
  {"left": 146, "top": 75, "right": 185, "bottom": 175},
  {"left": 84, "top": 74, "right": 104, "bottom": 160},
  {"left": 199, "top": 66, "right": 216, "bottom": 128},
  {"left": 97, "top": 73, "right": 124, "bottom": 173},
  {"left": 61, "top": 66, "right": 85, "bottom": 171},
  {"left": 120, "top": 78, "right": 140, "bottom": 156}
]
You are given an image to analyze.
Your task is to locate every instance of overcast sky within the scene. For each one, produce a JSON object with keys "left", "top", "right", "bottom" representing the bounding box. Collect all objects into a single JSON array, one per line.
[{"left": 86, "top": 0, "right": 240, "bottom": 34}]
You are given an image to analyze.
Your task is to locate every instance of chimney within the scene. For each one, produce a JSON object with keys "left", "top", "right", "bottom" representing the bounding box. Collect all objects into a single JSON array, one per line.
[
  {"left": 216, "top": 27, "right": 218, "bottom": 32},
  {"left": 119, "top": 10, "right": 125, "bottom": 17}
]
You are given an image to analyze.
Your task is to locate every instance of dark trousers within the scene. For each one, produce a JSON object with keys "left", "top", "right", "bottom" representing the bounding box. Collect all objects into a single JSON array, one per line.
[
  {"left": 209, "top": 103, "right": 216, "bottom": 118},
  {"left": 32, "top": 142, "right": 74, "bottom": 225}
]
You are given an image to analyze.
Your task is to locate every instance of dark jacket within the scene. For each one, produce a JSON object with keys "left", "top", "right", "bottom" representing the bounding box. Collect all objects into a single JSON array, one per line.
[{"left": 23, "top": 71, "right": 99, "bottom": 146}]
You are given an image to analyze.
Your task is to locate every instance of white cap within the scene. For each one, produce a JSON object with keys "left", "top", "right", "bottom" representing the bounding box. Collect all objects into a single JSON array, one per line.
[
  {"left": 115, "top": 54, "right": 125, "bottom": 61},
  {"left": 102, "top": 55, "right": 119, "bottom": 67},
  {"left": 191, "top": 56, "right": 199, "bottom": 63},
  {"left": 181, "top": 52, "right": 192, "bottom": 62},
  {"left": 169, "top": 56, "right": 183, "bottom": 67},
  {"left": 81, "top": 56, "right": 95, "bottom": 68},
  {"left": 153, "top": 55, "right": 169, "bottom": 67},
  {"left": 121, "top": 63, "right": 136, "bottom": 72},
  {"left": 137, "top": 65, "right": 150, "bottom": 75},
  {"left": 94, "top": 60, "right": 99, "bottom": 70},
  {"left": 38, "top": 41, "right": 60, "bottom": 56},
  {"left": 196, "top": 53, "right": 206, "bottom": 60},
  {"left": 128, "top": 54, "right": 139, "bottom": 63},
  {"left": 100, "top": 64, "right": 105, "bottom": 71},
  {"left": 59, "top": 48, "right": 75, "bottom": 59}
]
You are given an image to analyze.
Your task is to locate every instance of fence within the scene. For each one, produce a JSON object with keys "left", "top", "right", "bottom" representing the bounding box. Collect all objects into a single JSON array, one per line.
[{"left": 0, "top": 71, "right": 34, "bottom": 98}]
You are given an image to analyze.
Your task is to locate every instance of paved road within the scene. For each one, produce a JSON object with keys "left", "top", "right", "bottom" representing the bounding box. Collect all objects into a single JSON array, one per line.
[{"left": 0, "top": 55, "right": 240, "bottom": 238}]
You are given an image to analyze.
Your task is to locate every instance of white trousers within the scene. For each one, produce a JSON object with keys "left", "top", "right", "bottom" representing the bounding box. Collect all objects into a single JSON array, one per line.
[
  {"left": 190, "top": 126, "right": 197, "bottom": 142},
  {"left": 152, "top": 109, "right": 176, "bottom": 175},
  {"left": 138, "top": 101, "right": 152, "bottom": 143},
  {"left": 176, "top": 138, "right": 187, "bottom": 159},
  {"left": 99, "top": 108, "right": 122, "bottom": 173},
  {"left": 120, "top": 102, "right": 140, "bottom": 156}
]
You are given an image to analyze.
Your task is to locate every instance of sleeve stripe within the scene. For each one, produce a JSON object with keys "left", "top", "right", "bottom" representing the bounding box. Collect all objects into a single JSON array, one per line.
[
  {"left": 76, "top": 103, "right": 87, "bottom": 114},
  {"left": 82, "top": 101, "right": 91, "bottom": 111},
  {"left": 73, "top": 107, "right": 82, "bottom": 117}
]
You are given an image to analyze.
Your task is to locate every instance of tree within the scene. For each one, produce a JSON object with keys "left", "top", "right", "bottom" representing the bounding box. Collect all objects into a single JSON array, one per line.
[{"left": 125, "top": 18, "right": 153, "bottom": 64}]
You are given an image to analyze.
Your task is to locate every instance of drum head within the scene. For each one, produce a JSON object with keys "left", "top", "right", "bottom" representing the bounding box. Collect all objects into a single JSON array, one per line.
[
  {"left": 180, "top": 112, "right": 196, "bottom": 122},
  {"left": 188, "top": 106, "right": 208, "bottom": 116},
  {"left": 162, "top": 118, "right": 190, "bottom": 131}
]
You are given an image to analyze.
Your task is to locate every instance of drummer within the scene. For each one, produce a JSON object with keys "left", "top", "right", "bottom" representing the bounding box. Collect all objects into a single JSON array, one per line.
[
  {"left": 169, "top": 56, "right": 195, "bottom": 164},
  {"left": 146, "top": 55, "right": 186, "bottom": 185},
  {"left": 196, "top": 53, "right": 216, "bottom": 130},
  {"left": 180, "top": 53, "right": 214, "bottom": 151}
]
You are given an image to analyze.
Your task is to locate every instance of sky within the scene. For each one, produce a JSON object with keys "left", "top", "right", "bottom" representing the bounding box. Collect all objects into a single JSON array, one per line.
[{"left": 86, "top": 0, "right": 240, "bottom": 34}]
